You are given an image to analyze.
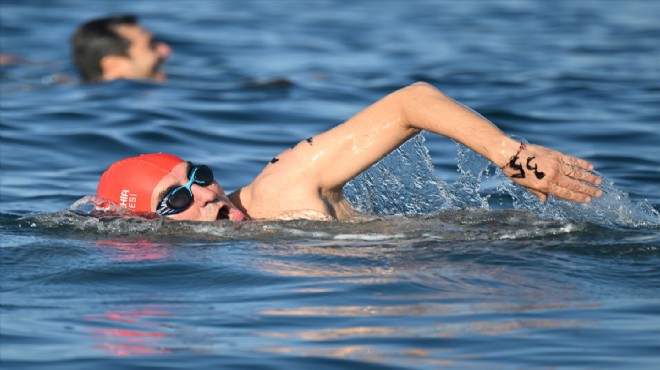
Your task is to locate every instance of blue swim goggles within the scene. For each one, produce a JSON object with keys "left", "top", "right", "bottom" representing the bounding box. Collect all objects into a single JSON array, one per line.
[{"left": 157, "top": 163, "right": 214, "bottom": 215}]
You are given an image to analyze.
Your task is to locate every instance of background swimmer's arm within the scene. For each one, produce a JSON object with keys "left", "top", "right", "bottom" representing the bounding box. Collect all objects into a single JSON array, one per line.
[{"left": 300, "top": 82, "right": 601, "bottom": 203}]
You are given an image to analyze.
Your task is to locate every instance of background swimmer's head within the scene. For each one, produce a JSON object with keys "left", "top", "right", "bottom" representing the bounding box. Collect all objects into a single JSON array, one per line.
[
  {"left": 97, "top": 153, "right": 184, "bottom": 213},
  {"left": 72, "top": 14, "right": 171, "bottom": 83}
]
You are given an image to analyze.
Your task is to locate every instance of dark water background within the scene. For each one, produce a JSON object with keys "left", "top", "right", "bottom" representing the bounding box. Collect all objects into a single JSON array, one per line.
[{"left": 1, "top": 0, "right": 659, "bottom": 369}]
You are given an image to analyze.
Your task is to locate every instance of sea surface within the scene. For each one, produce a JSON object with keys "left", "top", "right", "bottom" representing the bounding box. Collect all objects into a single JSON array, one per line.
[{"left": 1, "top": 0, "right": 659, "bottom": 369}]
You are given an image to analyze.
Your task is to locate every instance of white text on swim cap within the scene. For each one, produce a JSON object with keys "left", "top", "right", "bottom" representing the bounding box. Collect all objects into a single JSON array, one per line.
[{"left": 120, "top": 189, "right": 137, "bottom": 209}]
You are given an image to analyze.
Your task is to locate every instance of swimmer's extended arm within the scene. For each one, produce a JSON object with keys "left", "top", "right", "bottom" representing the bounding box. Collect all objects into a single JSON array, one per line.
[{"left": 294, "top": 82, "right": 602, "bottom": 203}]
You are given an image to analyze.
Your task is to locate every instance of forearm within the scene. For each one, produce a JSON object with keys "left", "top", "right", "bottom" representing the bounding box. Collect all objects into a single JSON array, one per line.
[
  {"left": 397, "top": 82, "right": 520, "bottom": 167},
  {"left": 394, "top": 83, "right": 601, "bottom": 202}
]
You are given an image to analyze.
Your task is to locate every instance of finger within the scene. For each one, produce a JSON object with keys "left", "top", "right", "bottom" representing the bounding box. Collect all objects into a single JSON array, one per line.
[
  {"left": 561, "top": 163, "right": 602, "bottom": 185},
  {"left": 552, "top": 172, "right": 604, "bottom": 200},
  {"left": 548, "top": 183, "right": 593, "bottom": 203},
  {"left": 557, "top": 169, "right": 600, "bottom": 192},
  {"left": 562, "top": 178, "right": 603, "bottom": 198},
  {"left": 561, "top": 155, "right": 594, "bottom": 171},
  {"left": 529, "top": 189, "right": 547, "bottom": 202}
]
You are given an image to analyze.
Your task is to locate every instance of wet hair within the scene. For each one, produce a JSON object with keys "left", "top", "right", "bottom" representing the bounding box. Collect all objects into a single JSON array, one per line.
[{"left": 71, "top": 14, "right": 139, "bottom": 82}]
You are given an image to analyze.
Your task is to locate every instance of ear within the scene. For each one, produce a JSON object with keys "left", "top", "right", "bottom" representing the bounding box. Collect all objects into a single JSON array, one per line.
[{"left": 100, "top": 55, "right": 130, "bottom": 81}]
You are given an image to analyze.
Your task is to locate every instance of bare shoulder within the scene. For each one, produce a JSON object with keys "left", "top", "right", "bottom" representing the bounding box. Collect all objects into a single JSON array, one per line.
[{"left": 239, "top": 138, "right": 331, "bottom": 219}]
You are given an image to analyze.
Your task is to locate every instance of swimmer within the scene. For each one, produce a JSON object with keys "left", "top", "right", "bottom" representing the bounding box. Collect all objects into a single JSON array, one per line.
[
  {"left": 72, "top": 14, "right": 171, "bottom": 83},
  {"left": 97, "top": 83, "right": 603, "bottom": 222},
  {"left": 0, "top": 54, "right": 23, "bottom": 66}
]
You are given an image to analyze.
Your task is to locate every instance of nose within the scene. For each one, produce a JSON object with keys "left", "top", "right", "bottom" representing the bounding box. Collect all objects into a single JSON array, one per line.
[
  {"left": 155, "top": 41, "right": 171, "bottom": 59},
  {"left": 192, "top": 184, "right": 217, "bottom": 206}
]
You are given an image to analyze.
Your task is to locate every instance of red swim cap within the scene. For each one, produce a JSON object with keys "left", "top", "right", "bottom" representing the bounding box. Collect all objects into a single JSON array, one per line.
[{"left": 97, "top": 153, "right": 185, "bottom": 213}]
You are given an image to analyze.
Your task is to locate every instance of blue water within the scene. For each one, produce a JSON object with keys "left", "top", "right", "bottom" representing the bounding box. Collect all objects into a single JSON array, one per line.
[{"left": 1, "top": 0, "right": 659, "bottom": 369}]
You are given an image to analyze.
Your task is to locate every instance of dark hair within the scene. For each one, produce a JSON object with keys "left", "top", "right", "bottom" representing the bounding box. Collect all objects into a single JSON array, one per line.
[{"left": 71, "top": 15, "right": 139, "bottom": 82}]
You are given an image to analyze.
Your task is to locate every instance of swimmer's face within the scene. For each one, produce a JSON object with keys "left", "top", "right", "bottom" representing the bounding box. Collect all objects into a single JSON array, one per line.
[
  {"left": 151, "top": 162, "right": 246, "bottom": 222},
  {"left": 112, "top": 24, "right": 171, "bottom": 81}
]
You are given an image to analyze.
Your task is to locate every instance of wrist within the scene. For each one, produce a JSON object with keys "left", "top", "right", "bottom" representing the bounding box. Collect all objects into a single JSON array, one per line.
[{"left": 491, "top": 136, "right": 524, "bottom": 169}]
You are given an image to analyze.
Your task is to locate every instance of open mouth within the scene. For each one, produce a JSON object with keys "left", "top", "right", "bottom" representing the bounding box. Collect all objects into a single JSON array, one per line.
[
  {"left": 217, "top": 205, "right": 230, "bottom": 220},
  {"left": 216, "top": 204, "right": 247, "bottom": 222}
]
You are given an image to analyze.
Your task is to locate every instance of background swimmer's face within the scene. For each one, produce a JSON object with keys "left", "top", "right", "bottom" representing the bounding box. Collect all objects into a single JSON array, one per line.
[
  {"left": 113, "top": 24, "right": 170, "bottom": 81},
  {"left": 151, "top": 162, "right": 246, "bottom": 222}
]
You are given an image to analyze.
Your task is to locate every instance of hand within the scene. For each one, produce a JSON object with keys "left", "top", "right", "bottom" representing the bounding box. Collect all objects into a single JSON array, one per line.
[{"left": 501, "top": 144, "right": 603, "bottom": 203}]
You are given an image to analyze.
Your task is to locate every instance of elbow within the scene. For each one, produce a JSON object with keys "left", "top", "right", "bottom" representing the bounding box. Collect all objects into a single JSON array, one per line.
[
  {"left": 396, "top": 82, "right": 450, "bottom": 106},
  {"left": 393, "top": 81, "right": 449, "bottom": 129},
  {"left": 410, "top": 81, "right": 434, "bottom": 89},
  {"left": 405, "top": 81, "right": 448, "bottom": 98}
]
